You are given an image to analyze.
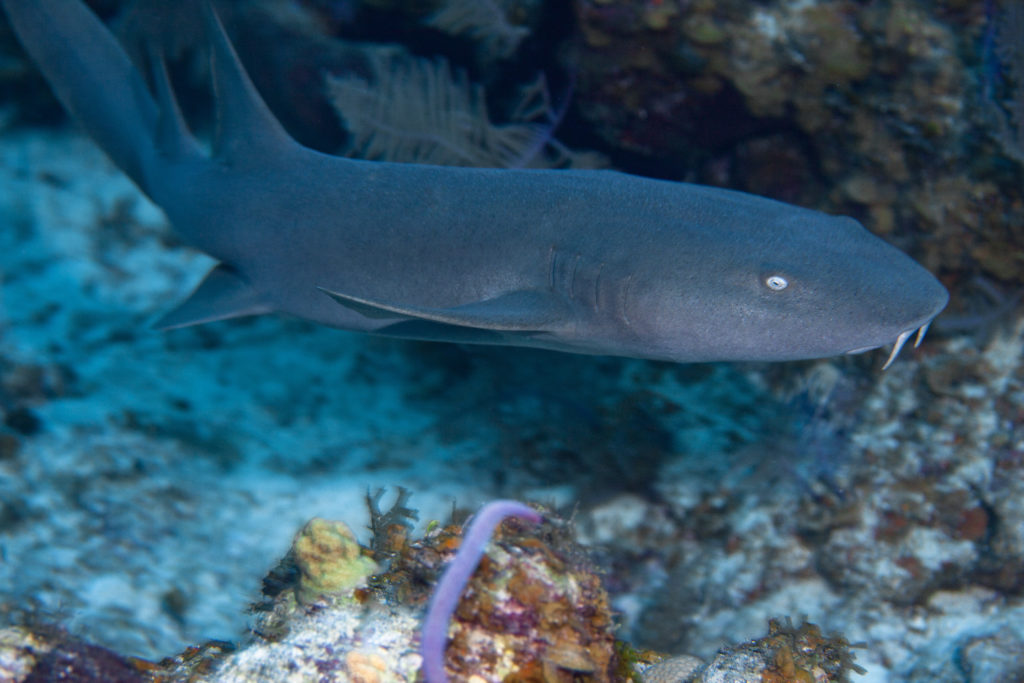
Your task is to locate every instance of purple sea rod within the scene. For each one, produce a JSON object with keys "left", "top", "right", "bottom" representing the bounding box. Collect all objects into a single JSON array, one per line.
[{"left": 420, "top": 500, "right": 542, "bottom": 683}]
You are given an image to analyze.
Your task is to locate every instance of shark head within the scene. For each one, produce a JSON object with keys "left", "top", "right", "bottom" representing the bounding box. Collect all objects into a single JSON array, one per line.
[{"left": 619, "top": 201, "right": 948, "bottom": 366}]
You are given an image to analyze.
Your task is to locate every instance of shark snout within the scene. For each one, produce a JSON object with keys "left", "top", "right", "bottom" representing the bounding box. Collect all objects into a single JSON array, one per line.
[{"left": 845, "top": 289, "right": 948, "bottom": 369}]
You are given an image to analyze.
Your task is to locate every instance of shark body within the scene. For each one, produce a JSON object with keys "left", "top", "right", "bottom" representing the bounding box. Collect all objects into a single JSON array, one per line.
[{"left": 1, "top": 0, "right": 948, "bottom": 365}]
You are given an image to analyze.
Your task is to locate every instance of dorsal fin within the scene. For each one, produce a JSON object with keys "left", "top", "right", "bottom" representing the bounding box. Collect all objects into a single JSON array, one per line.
[
  {"left": 202, "top": 1, "right": 295, "bottom": 162},
  {"left": 148, "top": 45, "right": 204, "bottom": 161}
]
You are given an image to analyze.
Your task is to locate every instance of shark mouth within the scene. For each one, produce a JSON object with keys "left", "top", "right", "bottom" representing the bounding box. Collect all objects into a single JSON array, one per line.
[{"left": 844, "top": 322, "right": 931, "bottom": 370}]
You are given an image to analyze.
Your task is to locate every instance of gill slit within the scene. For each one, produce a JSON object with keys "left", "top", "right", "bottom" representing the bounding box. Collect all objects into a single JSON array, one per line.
[
  {"left": 547, "top": 245, "right": 557, "bottom": 291},
  {"left": 620, "top": 274, "right": 634, "bottom": 330},
  {"left": 569, "top": 253, "right": 582, "bottom": 301},
  {"left": 593, "top": 262, "right": 605, "bottom": 313}
]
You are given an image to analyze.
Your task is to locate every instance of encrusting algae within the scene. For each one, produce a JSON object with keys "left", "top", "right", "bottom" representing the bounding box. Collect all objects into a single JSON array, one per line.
[{"left": 292, "top": 517, "right": 379, "bottom": 606}]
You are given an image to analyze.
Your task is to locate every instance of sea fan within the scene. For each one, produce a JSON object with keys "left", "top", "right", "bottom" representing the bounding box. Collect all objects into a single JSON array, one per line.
[
  {"left": 424, "top": 0, "right": 530, "bottom": 61},
  {"left": 325, "top": 49, "right": 570, "bottom": 168}
]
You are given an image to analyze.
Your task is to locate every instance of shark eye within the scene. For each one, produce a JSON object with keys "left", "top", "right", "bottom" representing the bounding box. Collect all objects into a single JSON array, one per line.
[{"left": 765, "top": 274, "right": 789, "bottom": 291}]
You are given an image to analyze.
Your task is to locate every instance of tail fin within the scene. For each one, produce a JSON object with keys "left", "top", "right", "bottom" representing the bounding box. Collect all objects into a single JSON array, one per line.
[
  {"left": 2, "top": 0, "right": 298, "bottom": 197},
  {"left": 0, "top": 0, "right": 209, "bottom": 196},
  {"left": 1, "top": 0, "right": 189, "bottom": 197}
]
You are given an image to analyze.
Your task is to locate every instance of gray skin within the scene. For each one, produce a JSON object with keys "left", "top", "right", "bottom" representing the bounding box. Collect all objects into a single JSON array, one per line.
[{"left": 2, "top": 0, "right": 948, "bottom": 365}]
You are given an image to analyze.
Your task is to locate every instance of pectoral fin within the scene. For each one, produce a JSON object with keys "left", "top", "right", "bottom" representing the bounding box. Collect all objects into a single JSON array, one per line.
[
  {"left": 317, "top": 286, "right": 567, "bottom": 332},
  {"left": 156, "top": 264, "right": 271, "bottom": 329}
]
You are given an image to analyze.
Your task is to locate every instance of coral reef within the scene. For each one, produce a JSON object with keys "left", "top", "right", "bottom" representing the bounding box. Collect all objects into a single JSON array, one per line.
[
  {"left": 571, "top": 0, "right": 1024, "bottom": 311},
  {"left": 420, "top": 500, "right": 542, "bottom": 682},
  {"left": 0, "top": 498, "right": 871, "bottom": 682},
  {"left": 986, "top": 0, "right": 1024, "bottom": 162},
  {"left": 190, "top": 497, "right": 620, "bottom": 682},
  {"left": 404, "top": 500, "right": 619, "bottom": 682},
  {"left": 592, "top": 316, "right": 1024, "bottom": 679},
  {"left": 247, "top": 502, "right": 616, "bottom": 681}
]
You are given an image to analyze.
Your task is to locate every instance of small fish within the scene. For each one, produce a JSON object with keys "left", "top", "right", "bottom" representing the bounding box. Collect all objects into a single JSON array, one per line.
[{"left": 1, "top": 0, "right": 947, "bottom": 365}]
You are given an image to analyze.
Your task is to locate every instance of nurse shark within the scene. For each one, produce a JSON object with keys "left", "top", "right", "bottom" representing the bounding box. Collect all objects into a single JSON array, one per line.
[{"left": 1, "top": 0, "right": 948, "bottom": 367}]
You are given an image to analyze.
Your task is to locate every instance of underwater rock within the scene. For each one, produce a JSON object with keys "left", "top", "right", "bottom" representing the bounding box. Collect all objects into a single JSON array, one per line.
[
  {"left": 634, "top": 619, "right": 863, "bottom": 683},
  {"left": 210, "top": 602, "right": 424, "bottom": 683},
  {"left": 0, "top": 626, "right": 151, "bottom": 683},
  {"left": 638, "top": 653, "right": 703, "bottom": 683}
]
